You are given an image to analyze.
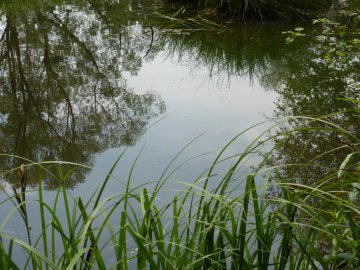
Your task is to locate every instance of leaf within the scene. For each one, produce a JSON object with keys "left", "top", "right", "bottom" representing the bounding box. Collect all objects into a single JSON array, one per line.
[
  {"left": 351, "top": 183, "right": 360, "bottom": 190},
  {"left": 338, "top": 152, "right": 358, "bottom": 178},
  {"left": 349, "top": 191, "right": 358, "bottom": 203},
  {"left": 316, "top": 35, "right": 327, "bottom": 42},
  {"left": 336, "top": 252, "right": 358, "bottom": 263},
  {"left": 285, "top": 37, "right": 294, "bottom": 44}
]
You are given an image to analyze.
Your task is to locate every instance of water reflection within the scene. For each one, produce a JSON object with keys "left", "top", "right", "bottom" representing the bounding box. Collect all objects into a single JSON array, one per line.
[
  {"left": 163, "top": 24, "right": 359, "bottom": 185},
  {"left": 264, "top": 40, "right": 359, "bottom": 188},
  {"left": 0, "top": 0, "right": 358, "bottom": 191},
  {"left": 162, "top": 21, "right": 359, "bottom": 257},
  {"left": 0, "top": 1, "right": 165, "bottom": 188},
  {"left": 162, "top": 24, "right": 306, "bottom": 82}
]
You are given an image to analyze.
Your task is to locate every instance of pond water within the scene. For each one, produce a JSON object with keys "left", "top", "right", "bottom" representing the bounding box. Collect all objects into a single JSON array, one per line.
[
  {"left": 0, "top": 0, "right": 290, "bottom": 190},
  {"left": 0, "top": 0, "right": 358, "bottom": 267}
]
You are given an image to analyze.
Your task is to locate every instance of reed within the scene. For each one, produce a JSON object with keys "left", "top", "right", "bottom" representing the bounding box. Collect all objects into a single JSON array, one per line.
[
  {"left": 0, "top": 114, "right": 358, "bottom": 269},
  {"left": 165, "top": 0, "right": 336, "bottom": 20}
]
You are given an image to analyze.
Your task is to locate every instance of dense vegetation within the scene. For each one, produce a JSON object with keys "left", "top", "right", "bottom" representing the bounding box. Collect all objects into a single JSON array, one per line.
[
  {"left": 166, "top": 0, "right": 338, "bottom": 20},
  {"left": 0, "top": 112, "right": 359, "bottom": 269}
]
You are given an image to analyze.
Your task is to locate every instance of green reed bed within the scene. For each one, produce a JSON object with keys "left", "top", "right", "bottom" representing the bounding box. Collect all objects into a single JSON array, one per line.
[
  {"left": 0, "top": 115, "right": 359, "bottom": 269},
  {"left": 165, "top": 0, "right": 335, "bottom": 20}
]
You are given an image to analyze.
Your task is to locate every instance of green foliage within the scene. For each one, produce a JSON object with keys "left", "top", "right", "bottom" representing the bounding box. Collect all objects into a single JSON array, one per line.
[
  {"left": 283, "top": 27, "right": 305, "bottom": 44},
  {"left": 166, "top": 0, "right": 335, "bottom": 20},
  {"left": 312, "top": 17, "right": 360, "bottom": 72},
  {"left": 283, "top": 8, "right": 360, "bottom": 74},
  {"left": 0, "top": 114, "right": 359, "bottom": 269}
]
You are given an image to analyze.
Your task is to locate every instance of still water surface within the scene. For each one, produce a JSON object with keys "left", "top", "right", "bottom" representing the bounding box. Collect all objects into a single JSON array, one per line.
[
  {"left": 0, "top": 0, "right": 287, "bottom": 190},
  {"left": 0, "top": 0, "right": 358, "bottom": 266}
]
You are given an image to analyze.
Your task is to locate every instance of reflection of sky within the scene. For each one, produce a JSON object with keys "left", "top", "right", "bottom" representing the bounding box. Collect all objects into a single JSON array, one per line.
[
  {"left": 76, "top": 52, "right": 279, "bottom": 202},
  {"left": 0, "top": 113, "right": 8, "bottom": 123},
  {"left": 129, "top": 53, "right": 277, "bottom": 148},
  {"left": 0, "top": 16, "right": 5, "bottom": 31}
]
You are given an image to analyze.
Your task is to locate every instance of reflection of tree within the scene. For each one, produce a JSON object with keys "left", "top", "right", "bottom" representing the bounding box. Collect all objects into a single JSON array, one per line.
[
  {"left": 161, "top": 15, "right": 359, "bottom": 186},
  {"left": 162, "top": 24, "right": 304, "bottom": 83},
  {"left": 160, "top": 22, "right": 359, "bottom": 188},
  {"left": 0, "top": 3, "right": 165, "bottom": 189},
  {"left": 129, "top": 19, "right": 359, "bottom": 183},
  {"left": 0, "top": 1, "right": 356, "bottom": 191},
  {"left": 263, "top": 41, "right": 360, "bottom": 188},
  {"left": 262, "top": 39, "right": 360, "bottom": 259}
]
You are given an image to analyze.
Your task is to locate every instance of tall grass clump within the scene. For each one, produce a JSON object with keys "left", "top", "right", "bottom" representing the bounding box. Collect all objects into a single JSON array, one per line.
[
  {"left": 0, "top": 113, "right": 359, "bottom": 269},
  {"left": 165, "top": 0, "right": 336, "bottom": 20}
]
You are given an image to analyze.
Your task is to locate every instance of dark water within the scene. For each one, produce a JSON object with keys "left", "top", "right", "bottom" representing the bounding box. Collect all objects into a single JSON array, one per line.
[{"left": 0, "top": 0, "right": 358, "bottom": 267}]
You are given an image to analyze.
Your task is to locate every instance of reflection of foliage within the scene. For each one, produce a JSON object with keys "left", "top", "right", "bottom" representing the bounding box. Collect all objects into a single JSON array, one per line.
[
  {"left": 265, "top": 116, "right": 360, "bottom": 268},
  {"left": 161, "top": 18, "right": 359, "bottom": 189},
  {"left": 162, "top": 18, "right": 359, "bottom": 190},
  {"left": 163, "top": 23, "right": 306, "bottom": 82},
  {"left": 167, "top": 0, "right": 333, "bottom": 20},
  {"left": 312, "top": 17, "right": 360, "bottom": 71},
  {"left": 267, "top": 10, "right": 360, "bottom": 187},
  {"left": 265, "top": 10, "right": 360, "bottom": 260},
  {"left": 0, "top": 2, "right": 165, "bottom": 189}
]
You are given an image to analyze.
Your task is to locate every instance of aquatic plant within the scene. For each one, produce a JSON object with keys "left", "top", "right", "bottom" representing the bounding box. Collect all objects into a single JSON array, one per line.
[{"left": 0, "top": 113, "right": 359, "bottom": 269}]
